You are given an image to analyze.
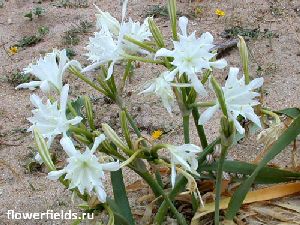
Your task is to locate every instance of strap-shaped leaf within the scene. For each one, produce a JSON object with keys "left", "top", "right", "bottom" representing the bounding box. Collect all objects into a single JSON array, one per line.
[
  {"left": 225, "top": 115, "right": 300, "bottom": 219},
  {"left": 276, "top": 107, "right": 300, "bottom": 119},
  {"left": 199, "top": 160, "right": 300, "bottom": 184},
  {"left": 111, "top": 169, "right": 135, "bottom": 225},
  {"left": 106, "top": 198, "right": 132, "bottom": 225}
]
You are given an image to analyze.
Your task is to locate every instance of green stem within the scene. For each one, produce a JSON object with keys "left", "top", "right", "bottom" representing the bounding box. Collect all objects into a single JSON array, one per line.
[
  {"left": 69, "top": 67, "right": 107, "bottom": 95},
  {"left": 69, "top": 125, "right": 94, "bottom": 141},
  {"left": 183, "top": 115, "right": 190, "bottom": 144},
  {"left": 154, "top": 176, "right": 187, "bottom": 224},
  {"left": 139, "top": 171, "right": 187, "bottom": 225},
  {"left": 124, "top": 35, "right": 156, "bottom": 53},
  {"left": 261, "top": 108, "right": 280, "bottom": 124},
  {"left": 124, "top": 54, "right": 164, "bottom": 65},
  {"left": 191, "top": 108, "right": 208, "bottom": 149},
  {"left": 189, "top": 101, "right": 215, "bottom": 109},
  {"left": 214, "top": 145, "right": 228, "bottom": 225}
]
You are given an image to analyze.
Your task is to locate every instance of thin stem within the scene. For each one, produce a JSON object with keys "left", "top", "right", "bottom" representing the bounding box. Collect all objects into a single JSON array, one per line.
[
  {"left": 261, "top": 108, "right": 281, "bottom": 124},
  {"left": 139, "top": 171, "right": 187, "bottom": 225},
  {"left": 154, "top": 176, "right": 187, "bottom": 224},
  {"left": 191, "top": 108, "right": 208, "bottom": 149},
  {"left": 214, "top": 145, "right": 228, "bottom": 225},
  {"left": 124, "top": 35, "right": 156, "bottom": 53},
  {"left": 124, "top": 54, "right": 164, "bottom": 65},
  {"left": 69, "top": 67, "right": 107, "bottom": 95},
  {"left": 183, "top": 115, "right": 190, "bottom": 144},
  {"left": 189, "top": 101, "right": 215, "bottom": 109},
  {"left": 69, "top": 125, "right": 94, "bottom": 141}
]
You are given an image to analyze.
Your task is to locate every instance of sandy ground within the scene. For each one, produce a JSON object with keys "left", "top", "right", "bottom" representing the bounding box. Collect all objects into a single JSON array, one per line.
[{"left": 0, "top": 0, "right": 300, "bottom": 224}]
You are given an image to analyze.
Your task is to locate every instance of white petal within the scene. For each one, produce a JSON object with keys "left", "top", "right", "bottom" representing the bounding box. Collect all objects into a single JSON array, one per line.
[
  {"left": 105, "top": 61, "right": 115, "bottom": 80},
  {"left": 95, "top": 185, "right": 107, "bottom": 203},
  {"left": 60, "top": 85, "right": 69, "bottom": 113},
  {"left": 34, "top": 153, "right": 44, "bottom": 165},
  {"left": 209, "top": 59, "right": 227, "bottom": 69},
  {"left": 178, "top": 16, "right": 188, "bottom": 36},
  {"left": 227, "top": 67, "right": 239, "bottom": 83},
  {"left": 244, "top": 107, "right": 262, "bottom": 128},
  {"left": 198, "top": 104, "right": 219, "bottom": 125},
  {"left": 40, "top": 80, "right": 51, "bottom": 93},
  {"left": 199, "top": 32, "right": 214, "bottom": 45},
  {"left": 81, "top": 61, "right": 106, "bottom": 73},
  {"left": 48, "top": 169, "right": 66, "bottom": 180},
  {"left": 189, "top": 73, "right": 207, "bottom": 96},
  {"left": 163, "top": 68, "right": 178, "bottom": 81},
  {"left": 171, "top": 163, "right": 176, "bottom": 188},
  {"left": 121, "top": 0, "right": 129, "bottom": 22},
  {"left": 155, "top": 48, "right": 174, "bottom": 58},
  {"left": 101, "top": 161, "right": 120, "bottom": 171},
  {"left": 248, "top": 77, "right": 264, "bottom": 90},
  {"left": 231, "top": 115, "right": 245, "bottom": 134},
  {"left": 68, "top": 116, "right": 83, "bottom": 125},
  {"left": 60, "top": 136, "right": 78, "bottom": 156},
  {"left": 90, "top": 134, "right": 106, "bottom": 153},
  {"left": 15, "top": 81, "right": 42, "bottom": 90}
]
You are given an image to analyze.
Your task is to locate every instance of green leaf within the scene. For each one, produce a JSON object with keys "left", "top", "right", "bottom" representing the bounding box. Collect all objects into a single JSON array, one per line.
[
  {"left": 106, "top": 198, "right": 131, "bottom": 225},
  {"left": 110, "top": 169, "right": 135, "bottom": 225},
  {"left": 199, "top": 160, "right": 300, "bottom": 184},
  {"left": 225, "top": 115, "right": 300, "bottom": 219},
  {"left": 276, "top": 107, "right": 300, "bottom": 119}
]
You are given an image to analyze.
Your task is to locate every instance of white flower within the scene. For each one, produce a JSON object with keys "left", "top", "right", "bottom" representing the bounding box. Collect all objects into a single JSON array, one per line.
[
  {"left": 95, "top": 5, "right": 120, "bottom": 35},
  {"left": 140, "top": 71, "right": 175, "bottom": 113},
  {"left": 83, "top": 29, "right": 125, "bottom": 80},
  {"left": 155, "top": 16, "right": 227, "bottom": 95},
  {"left": 119, "top": 18, "right": 151, "bottom": 54},
  {"left": 28, "top": 85, "right": 82, "bottom": 146},
  {"left": 16, "top": 49, "right": 81, "bottom": 93},
  {"left": 48, "top": 135, "right": 120, "bottom": 202},
  {"left": 199, "top": 67, "right": 264, "bottom": 134},
  {"left": 166, "top": 144, "right": 202, "bottom": 187},
  {"left": 83, "top": 6, "right": 152, "bottom": 79}
]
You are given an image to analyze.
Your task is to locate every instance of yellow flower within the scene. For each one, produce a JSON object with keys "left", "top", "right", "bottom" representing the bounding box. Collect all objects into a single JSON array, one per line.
[
  {"left": 9, "top": 46, "right": 18, "bottom": 55},
  {"left": 151, "top": 130, "right": 163, "bottom": 140},
  {"left": 215, "top": 9, "right": 225, "bottom": 17}
]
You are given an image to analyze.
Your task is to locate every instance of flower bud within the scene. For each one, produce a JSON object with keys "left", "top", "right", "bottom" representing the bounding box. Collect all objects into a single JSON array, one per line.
[
  {"left": 237, "top": 35, "right": 250, "bottom": 84},
  {"left": 148, "top": 18, "right": 165, "bottom": 48},
  {"left": 210, "top": 76, "right": 228, "bottom": 117},
  {"left": 220, "top": 116, "right": 236, "bottom": 147},
  {"left": 102, "top": 123, "right": 130, "bottom": 153},
  {"left": 33, "top": 129, "right": 55, "bottom": 171},
  {"left": 84, "top": 96, "right": 95, "bottom": 130},
  {"left": 167, "top": 0, "right": 178, "bottom": 40}
]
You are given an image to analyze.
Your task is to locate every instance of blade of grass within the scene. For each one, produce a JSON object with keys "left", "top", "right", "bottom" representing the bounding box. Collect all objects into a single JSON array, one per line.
[{"left": 199, "top": 160, "right": 300, "bottom": 184}]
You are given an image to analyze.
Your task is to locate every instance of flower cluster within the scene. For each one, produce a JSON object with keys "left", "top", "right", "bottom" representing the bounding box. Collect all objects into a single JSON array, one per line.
[
  {"left": 83, "top": 4, "right": 152, "bottom": 79},
  {"left": 15, "top": 0, "right": 267, "bottom": 222}
]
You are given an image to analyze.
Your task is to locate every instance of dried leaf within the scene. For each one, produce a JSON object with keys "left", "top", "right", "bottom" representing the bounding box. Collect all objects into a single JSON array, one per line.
[
  {"left": 191, "top": 183, "right": 300, "bottom": 224},
  {"left": 137, "top": 194, "right": 155, "bottom": 203},
  {"left": 126, "top": 180, "right": 147, "bottom": 192}
]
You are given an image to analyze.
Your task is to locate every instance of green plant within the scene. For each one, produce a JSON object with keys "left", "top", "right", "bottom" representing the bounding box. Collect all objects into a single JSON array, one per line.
[
  {"left": 16, "top": 26, "right": 49, "bottom": 48},
  {"left": 24, "top": 7, "right": 45, "bottom": 21},
  {"left": 62, "top": 20, "right": 93, "bottom": 46}
]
